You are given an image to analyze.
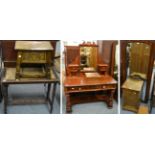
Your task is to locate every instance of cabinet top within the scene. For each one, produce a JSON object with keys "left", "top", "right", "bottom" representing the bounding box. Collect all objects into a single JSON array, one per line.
[{"left": 15, "top": 41, "right": 53, "bottom": 51}]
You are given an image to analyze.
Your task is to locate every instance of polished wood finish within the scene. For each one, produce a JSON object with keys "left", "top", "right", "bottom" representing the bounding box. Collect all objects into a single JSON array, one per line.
[
  {"left": 97, "top": 64, "right": 108, "bottom": 75},
  {"left": 64, "top": 46, "right": 80, "bottom": 76},
  {"left": 97, "top": 40, "right": 117, "bottom": 77},
  {"left": 121, "top": 40, "right": 155, "bottom": 102},
  {"left": 64, "top": 41, "right": 117, "bottom": 113},
  {"left": 64, "top": 74, "right": 117, "bottom": 113}
]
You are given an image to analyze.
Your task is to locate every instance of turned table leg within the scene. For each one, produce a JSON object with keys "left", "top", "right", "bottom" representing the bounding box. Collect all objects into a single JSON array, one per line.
[
  {"left": 107, "top": 89, "right": 115, "bottom": 108},
  {"left": 49, "top": 83, "right": 57, "bottom": 114},
  {"left": 66, "top": 93, "right": 72, "bottom": 113},
  {"left": 3, "top": 84, "right": 8, "bottom": 114}
]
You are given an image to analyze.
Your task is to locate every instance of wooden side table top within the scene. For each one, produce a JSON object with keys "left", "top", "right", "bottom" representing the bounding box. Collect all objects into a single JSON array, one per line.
[
  {"left": 15, "top": 41, "right": 53, "bottom": 51},
  {"left": 64, "top": 74, "right": 117, "bottom": 87}
]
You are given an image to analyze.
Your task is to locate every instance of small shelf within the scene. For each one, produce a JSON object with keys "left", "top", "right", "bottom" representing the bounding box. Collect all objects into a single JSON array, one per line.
[{"left": 20, "top": 67, "right": 46, "bottom": 78}]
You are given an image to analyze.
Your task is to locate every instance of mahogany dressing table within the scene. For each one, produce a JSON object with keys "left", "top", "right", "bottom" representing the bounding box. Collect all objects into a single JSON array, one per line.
[{"left": 64, "top": 42, "right": 117, "bottom": 113}]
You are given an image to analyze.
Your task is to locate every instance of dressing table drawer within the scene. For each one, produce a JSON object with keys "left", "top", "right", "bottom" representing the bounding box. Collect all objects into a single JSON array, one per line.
[
  {"left": 65, "top": 84, "right": 116, "bottom": 92},
  {"left": 67, "top": 87, "right": 79, "bottom": 91},
  {"left": 66, "top": 86, "right": 98, "bottom": 92},
  {"left": 101, "top": 84, "right": 116, "bottom": 89}
]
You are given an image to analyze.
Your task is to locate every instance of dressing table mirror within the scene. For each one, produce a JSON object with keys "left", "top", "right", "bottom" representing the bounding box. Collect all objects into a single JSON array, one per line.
[
  {"left": 64, "top": 41, "right": 117, "bottom": 113},
  {"left": 79, "top": 42, "right": 98, "bottom": 72},
  {"left": 65, "top": 42, "right": 109, "bottom": 76}
]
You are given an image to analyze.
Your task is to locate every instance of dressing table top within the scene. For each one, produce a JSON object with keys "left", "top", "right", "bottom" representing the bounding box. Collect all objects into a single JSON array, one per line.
[{"left": 64, "top": 74, "right": 117, "bottom": 87}]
